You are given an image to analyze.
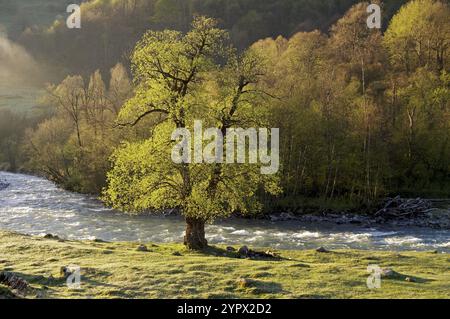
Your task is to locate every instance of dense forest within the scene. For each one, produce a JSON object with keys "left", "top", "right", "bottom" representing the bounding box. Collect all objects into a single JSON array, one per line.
[
  {"left": 14, "top": 0, "right": 408, "bottom": 77},
  {"left": 0, "top": 0, "right": 449, "bottom": 215}
]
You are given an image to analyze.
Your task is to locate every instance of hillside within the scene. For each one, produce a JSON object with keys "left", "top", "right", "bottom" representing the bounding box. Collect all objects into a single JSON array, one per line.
[
  {"left": 0, "top": 0, "right": 83, "bottom": 38},
  {"left": 16, "top": 0, "right": 408, "bottom": 76}
]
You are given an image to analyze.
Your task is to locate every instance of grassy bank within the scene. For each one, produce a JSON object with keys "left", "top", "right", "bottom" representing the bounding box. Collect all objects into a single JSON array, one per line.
[{"left": 0, "top": 231, "right": 449, "bottom": 299}]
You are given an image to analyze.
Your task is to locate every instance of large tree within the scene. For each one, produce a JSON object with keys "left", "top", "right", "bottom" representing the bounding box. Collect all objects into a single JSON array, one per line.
[{"left": 102, "top": 17, "right": 281, "bottom": 250}]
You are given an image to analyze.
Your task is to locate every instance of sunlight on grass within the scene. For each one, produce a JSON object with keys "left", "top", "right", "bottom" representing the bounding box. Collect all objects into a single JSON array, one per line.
[{"left": 0, "top": 231, "right": 448, "bottom": 299}]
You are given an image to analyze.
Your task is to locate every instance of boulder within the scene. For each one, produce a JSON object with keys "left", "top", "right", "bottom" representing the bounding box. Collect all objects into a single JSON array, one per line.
[
  {"left": 0, "top": 182, "right": 10, "bottom": 191},
  {"left": 136, "top": 244, "right": 149, "bottom": 252},
  {"left": 238, "top": 246, "right": 250, "bottom": 256},
  {"left": 381, "top": 268, "right": 401, "bottom": 279},
  {"left": 316, "top": 247, "right": 329, "bottom": 253},
  {"left": 43, "top": 234, "right": 60, "bottom": 240},
  {"left": 238, "top": 246, "right": 281, "bottom": 260}
]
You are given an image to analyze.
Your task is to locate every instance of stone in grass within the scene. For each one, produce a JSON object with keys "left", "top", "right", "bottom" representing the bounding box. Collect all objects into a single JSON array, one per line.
[
  {"left": 226, "top": 246, "right": 236, "bottom": 252},
  {"left": 381, "top": 268, "right": 402, "bottom": 279},
  {"left": 405, "top": 277, "right": 416, "bottom": 283},
  {"left": 238, "top": 246, "right": 250, "bottom": 256},
  {"left": 316, "top": 247, "right": 330, "bottom": 253},
  {"left": 94, "top": 238, "right": 108, "bottom": 243},
  {"left": 43, "top": 234, "right": 60, "bottom": 240},
  {"left": 136, "top": 244, "right": 149, "bottom": 252},
  {"left": 172, "top": 251, "right": 182, "bottom": 256}
]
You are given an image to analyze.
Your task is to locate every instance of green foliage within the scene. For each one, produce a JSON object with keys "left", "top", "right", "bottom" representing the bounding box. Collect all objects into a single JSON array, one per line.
[
  {"left": 103, "top": 17, "right": 281, "bottom": 221},
  {"left": 253, "top": 1, "right": 450, "bottom": 202},
  {"left": 384, "top": 0, "right": 450, "bottom": 73},
  {"left": 22, "top": 63, "right": 134, "bottom": 193},
  {"left": 17, "top": 0, "right": 409, "bottom": 76},
  {"left": 1, "top": 0, "right": 448, "bottom": 211}
]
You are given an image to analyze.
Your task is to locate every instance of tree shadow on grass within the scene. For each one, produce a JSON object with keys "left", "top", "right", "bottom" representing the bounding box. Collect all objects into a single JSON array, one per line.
[
  {"left": 196, "top": 245, "right": 286, "bottom": 262},
  {"left": 10, "top": 268, "right": 120, "bottom": 290}
]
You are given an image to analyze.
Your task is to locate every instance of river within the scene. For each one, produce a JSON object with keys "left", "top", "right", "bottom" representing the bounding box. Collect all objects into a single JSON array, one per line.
[{"left": 0, "top": 171, "right": 449, "bottom": 252}]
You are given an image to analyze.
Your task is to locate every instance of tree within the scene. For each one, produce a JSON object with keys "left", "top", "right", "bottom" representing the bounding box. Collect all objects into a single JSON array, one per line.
[
  {"left": 384, "top": 0, "right": 450, "bottom": 73},
  {"left": 102, "top": 16, "right": 281, "bottom": 250},
  {"left": 108, "top": 63, "right": 132, "bottom": 115},
  {"left": 48, "top": 75, "right": 85, "bottom": 147},
  {"left": 329, "top": 1, "right": 387, "bottom": 201}
]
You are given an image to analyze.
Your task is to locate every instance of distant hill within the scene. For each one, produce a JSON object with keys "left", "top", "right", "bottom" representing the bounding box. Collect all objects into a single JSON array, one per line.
[
  {"left": 5, "top": 0, "right": 409, "bottom": 79},
  {"left": 0, "top": 0, "right": 82, "bottom": 39}
]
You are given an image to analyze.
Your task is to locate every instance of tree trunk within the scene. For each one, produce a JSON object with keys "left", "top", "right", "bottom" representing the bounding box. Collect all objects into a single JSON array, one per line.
[{"left": 184, "top": 218, "right": 208, "bottom": 250}]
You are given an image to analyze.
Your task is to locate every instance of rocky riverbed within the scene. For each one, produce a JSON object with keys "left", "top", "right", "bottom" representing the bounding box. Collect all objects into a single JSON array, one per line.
[{"left": 267, "top": 209, "right": 450, "bottom": 229}]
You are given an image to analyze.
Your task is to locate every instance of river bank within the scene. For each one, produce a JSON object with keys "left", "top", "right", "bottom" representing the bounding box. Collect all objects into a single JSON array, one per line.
[
  {"left": 3, "top": 169, "right": 450, "bottom": 230},
  {"left": 1, "top": 231, "right": 449, "bottom": 299},
  {"left": 1, "top": 171, "right": 450, "bottom": 252}
]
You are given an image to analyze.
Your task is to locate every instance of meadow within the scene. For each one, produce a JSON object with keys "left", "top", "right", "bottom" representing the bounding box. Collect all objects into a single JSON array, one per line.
[{"left": 1, "top": 231, "right": 449, "bottom": 299}]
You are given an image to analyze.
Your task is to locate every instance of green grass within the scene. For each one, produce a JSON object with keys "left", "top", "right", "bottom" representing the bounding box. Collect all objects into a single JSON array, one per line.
[{"left": 0, "top": 231, "right": 449, "bottom": 299}]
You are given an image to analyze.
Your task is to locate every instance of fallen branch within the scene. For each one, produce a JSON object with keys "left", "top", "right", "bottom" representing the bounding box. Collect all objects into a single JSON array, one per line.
[{"left": 374, "top": 196, "right": 432, "bottom": 219}]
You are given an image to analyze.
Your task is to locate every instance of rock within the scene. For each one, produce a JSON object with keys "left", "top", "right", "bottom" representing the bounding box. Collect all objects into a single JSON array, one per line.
[
  {"left": 0, "top": 181, "right": 10, "bottom": 191},
  {"left": 269, "top": 212, "right": 297, "bottom": 222},
  {"left": 136, "top": 244, "right": 148, "bottom": 252},
  {"left": 316, "top": 247, "right": 329, "bottom": 253},
  {"left": 226, "top": 246, "right": 236, "bottom": 252},
  {"left": 172, "top": 251, "right": 182, "bottom": 256},
  {"left": 264, "top": 250, "right": 279, "bottom": 258},
  {"left": 0, "top": 272, "right": 30, "bottom": 296},
  {"left": 279, "top": 212, "right": 297, "bottom": 220},
  {"left": 381, "top": 268, "right": 401, "bottom": 279},
  {"left": 269, "top": 215, "right": 280, "bottom": 222},
  {"left": 238, "top": 246, "right": 250, "bottom": 256},
  {"left": 43, "top": 234, "right": 60, "bottom": 240},
  {"left": 237, "top": 246, "right": 280, "bottom": 260},
  {"left": 93, "top": 238, "right": 108, "bottom": 243},
  {"left": 36, "top": 290, "right": 46, "bottom": 299}
]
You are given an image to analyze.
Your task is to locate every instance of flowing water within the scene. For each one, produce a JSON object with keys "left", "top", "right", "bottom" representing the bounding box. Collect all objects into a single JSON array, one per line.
[{"left": 1, "top": 171, "right": 449, "bottom": 252}]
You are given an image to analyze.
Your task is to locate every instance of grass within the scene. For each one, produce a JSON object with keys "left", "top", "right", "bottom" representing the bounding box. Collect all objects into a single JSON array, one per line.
[{"left": 0, "top": 231, "right": 449, "bottom": 299}]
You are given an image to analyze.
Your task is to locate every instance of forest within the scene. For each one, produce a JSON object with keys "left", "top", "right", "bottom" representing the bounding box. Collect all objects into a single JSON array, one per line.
[{"left": 0, "top": 0, "right": 449, "bottom": 217}]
